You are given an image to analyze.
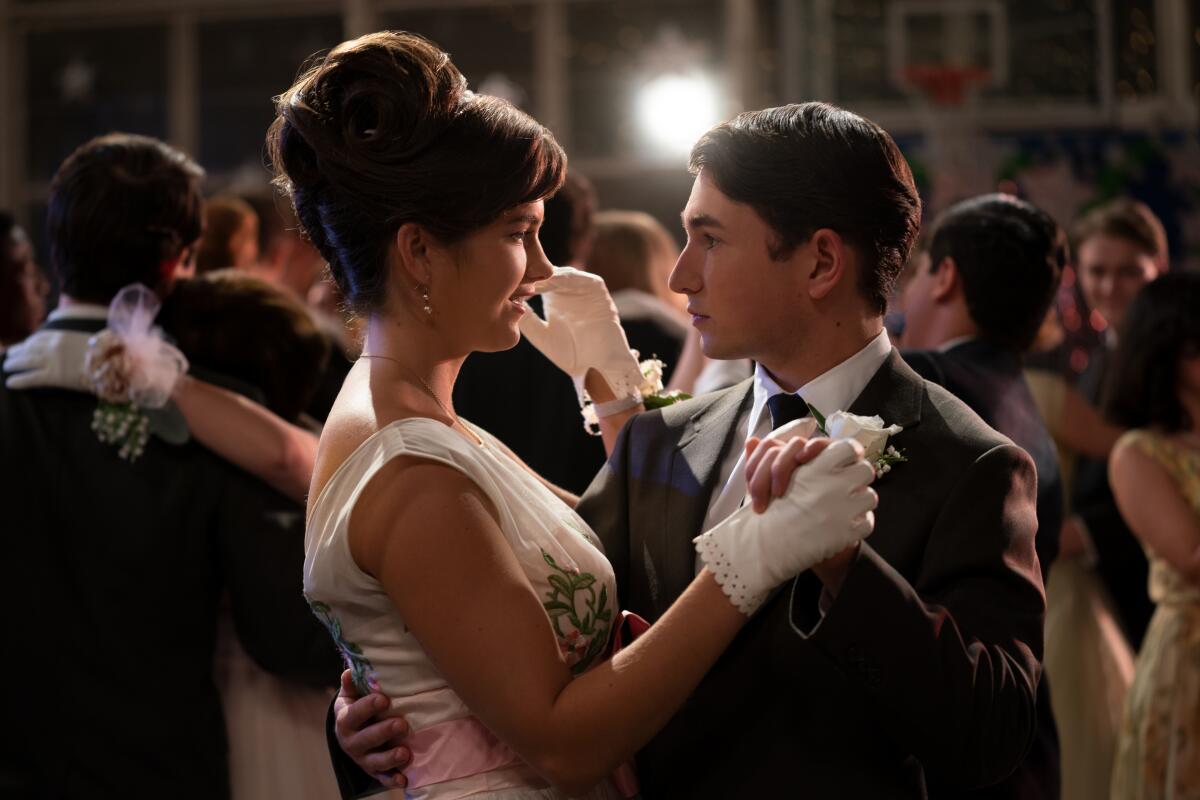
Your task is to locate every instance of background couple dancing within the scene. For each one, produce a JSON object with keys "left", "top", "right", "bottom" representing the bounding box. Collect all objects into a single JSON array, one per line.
[{"left": 294, "top": 32, "right": 1044, "bottom": 800}]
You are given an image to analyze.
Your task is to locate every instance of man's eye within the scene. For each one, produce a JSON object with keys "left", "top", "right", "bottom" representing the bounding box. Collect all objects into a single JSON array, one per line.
[{"left": 704, "top": 234, "right": 718, "bottom": 249}]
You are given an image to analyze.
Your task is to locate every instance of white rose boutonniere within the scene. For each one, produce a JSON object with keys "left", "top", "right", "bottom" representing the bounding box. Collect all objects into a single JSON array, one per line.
[{"left": 808, "top": 403, "right": 908, "bottom": 477}]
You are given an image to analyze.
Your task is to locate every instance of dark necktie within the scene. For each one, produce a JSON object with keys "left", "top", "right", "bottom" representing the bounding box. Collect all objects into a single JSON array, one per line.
[{"left": 766, "top": 392, "right": 811, "bottom": 431}]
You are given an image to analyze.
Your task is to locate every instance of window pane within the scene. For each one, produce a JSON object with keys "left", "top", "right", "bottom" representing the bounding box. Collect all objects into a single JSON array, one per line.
[
  {"left": 831, "top": 0, "right": 1099, "bottom": 105},
  {"left": 833, "top": 0, "right": 904, "bottom": 104},
  {"left": 1113, "top": 0, "right": 1158, "bottom": 99},
  {"left": 752, "top": 0, "right": 784, "bottom": 108},
  {"left": 381, "top": 5, "right": 538, "bottom": 112},
  {"left": 198, "top": 15, "right": 343, "bottom": 175},
  {"left": 984, "top": 0, "right": 1098, "bottom": 102},
  {"left": 26, "top": 26, "right": 169, "bottom": 182},
  {"left": 567, "top": 0, "right": 724, "bottom": 159}
]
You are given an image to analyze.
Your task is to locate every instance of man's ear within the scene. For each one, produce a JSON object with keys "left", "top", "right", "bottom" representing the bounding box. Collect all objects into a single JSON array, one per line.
[
  {"left": 931, "top": 256, "right": 959, "bottom": 303},
  {"left": 806, "top": 228, "right": 849, "bottom": 301},
  {"left": 394, "top": 222, "right": 434, "bottom": 286}
]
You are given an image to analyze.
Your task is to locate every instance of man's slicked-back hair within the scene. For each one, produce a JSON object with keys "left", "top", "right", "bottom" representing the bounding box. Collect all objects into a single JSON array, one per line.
[
  {"left": 689, "top": 102, "right": 921, "bottom": 314},
  {"left": 48, "top": 133, "right": 204, "bottom": 304},
  {"left": 928, "top": 193, "right": 1065, "bottom": 353}
]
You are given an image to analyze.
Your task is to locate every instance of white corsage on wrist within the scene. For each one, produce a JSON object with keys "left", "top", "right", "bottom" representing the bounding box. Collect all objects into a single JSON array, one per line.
[
  {"left": 580, "top": 354, "right": 691, "bottom": 436},
  {"left": 807, "top": 404, "right": 907, "bottom": 477},
  {"left": 84, "top": 284, "right": 188, "bottom": 461}
]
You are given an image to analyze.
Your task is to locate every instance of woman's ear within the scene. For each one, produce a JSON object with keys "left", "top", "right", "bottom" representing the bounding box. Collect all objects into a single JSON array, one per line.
[
  {"left": 806, "top": 228, "right": 848, "bottom": 302},
  {"left": 394, "top": 222, "right": 433, "bottom": 286}
]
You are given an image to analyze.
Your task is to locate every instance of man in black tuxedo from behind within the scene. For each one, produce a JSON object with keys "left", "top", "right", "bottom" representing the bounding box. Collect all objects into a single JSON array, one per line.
[
  {"left": 332, "top": 103, "right": 1046, "bottom": 798},
  {"left": 0, "top": 133, "right": 338, "bottom": 798},
  {"left": 898, "top": 194, "right": 1066, "bottom": 799},
  {"left": 1063, "top": 199, "right": 1167, "bottom": 648}
]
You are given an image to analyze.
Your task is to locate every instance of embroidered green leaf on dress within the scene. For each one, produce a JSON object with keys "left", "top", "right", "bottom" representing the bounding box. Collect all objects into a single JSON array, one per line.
[
  {"left": 307, "top": 596, "right": 380, "bottom": 695},
  {"left": 539, "top": 548, "right": 614, "bottom": 675}
]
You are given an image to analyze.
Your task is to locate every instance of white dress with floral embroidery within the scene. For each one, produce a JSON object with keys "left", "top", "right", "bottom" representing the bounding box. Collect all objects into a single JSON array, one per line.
[{"left": 304, "top": 417, "right": 623, "bottom": 800}]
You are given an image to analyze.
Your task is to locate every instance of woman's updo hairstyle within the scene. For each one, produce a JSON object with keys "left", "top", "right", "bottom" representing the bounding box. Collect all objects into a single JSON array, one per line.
[{"left": 268, "top": 31, "right": 566, "bottom": 314}]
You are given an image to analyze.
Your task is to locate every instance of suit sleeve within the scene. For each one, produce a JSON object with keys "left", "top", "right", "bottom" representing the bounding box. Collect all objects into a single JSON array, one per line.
[
  {"left": 575, "top": 415, "right": 638, "bottom": 601},
  {"left": 217, "top": 472, "right": 341, "bottom": 688},
  {"left": 791, "top": 443, "right": 1045, "bottom": 789},
  {"left": 324, "top": 700, "right": 391, "bottom": 799}
]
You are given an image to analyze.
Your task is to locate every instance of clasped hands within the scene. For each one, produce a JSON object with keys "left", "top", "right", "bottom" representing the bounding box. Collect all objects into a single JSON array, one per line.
[
  {"left": 331, "top": 419, "right": 876, "bottom": 786},
  {"left": 744, "top": 419, "right": 874, "bottom": 592}
]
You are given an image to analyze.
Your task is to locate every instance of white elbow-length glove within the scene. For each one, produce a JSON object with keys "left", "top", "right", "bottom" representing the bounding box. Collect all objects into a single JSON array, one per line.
[
  {"left": 519, "top": 267, "right": 644, "bottom": 405},
  {"left": 695, "top": 438, "right": 878, "bottom": 615},
  {"left": 4, "top": 329, "right": 94, "bottom": 392}
]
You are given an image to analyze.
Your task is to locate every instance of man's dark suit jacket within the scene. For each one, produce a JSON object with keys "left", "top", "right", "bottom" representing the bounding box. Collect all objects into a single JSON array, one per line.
[
  {"left": 1071, "top": 344, "right": 1153, "bottom": 647},
  {"left": 0, "top": 317, "right": 340, "bottom": 799},
  {"left": 577, "top": 350, "right": 1045, "bottom": 798},
  {"left": 904, "top": 340, "right": 1061, "bottom": 800}
]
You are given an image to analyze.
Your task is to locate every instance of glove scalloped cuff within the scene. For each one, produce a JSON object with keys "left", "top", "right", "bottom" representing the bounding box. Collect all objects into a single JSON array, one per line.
[{"left": 694, "top": 532, "right": 766, "bottom": 616}]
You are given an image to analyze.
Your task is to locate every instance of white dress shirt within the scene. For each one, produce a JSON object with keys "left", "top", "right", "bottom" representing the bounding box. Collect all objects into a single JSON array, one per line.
[
  {"left": 695, "top": 330, "right": 894, "bottom": 573},
  {"left": 47, "top": 303, "right": 110, "bottom": 323}
]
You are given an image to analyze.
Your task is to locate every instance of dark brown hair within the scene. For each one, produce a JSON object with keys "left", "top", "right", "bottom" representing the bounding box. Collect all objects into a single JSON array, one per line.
[
  {"left": 1104, "top": 272, "right": 1200, "bottom": 433},
  {"left": 47, "top": 133, "right": 204, "bottom": 303},
  {"left": 689, "top": 102, "right": 921, "bottom": 315},
  {"left": 0, "top": 211, "right": 46, "bottom": 343},
  {"left": 158, "top": 269, "right": 330, "bottom": 422},
  {"left": 540, "top": 171, "right": 596, "bottom": 266},
  {"left": 196, "top": 195, "right": 257, "bottom": 273},
  {"left": 267, "top": 31, "right": 566, "bottom": 315},
  {"left": 1072, "top": 198, "right": 1168, "bottom": 269},
  {"left": 928, "top": 194, "right": 1065, "bottom": 352}
]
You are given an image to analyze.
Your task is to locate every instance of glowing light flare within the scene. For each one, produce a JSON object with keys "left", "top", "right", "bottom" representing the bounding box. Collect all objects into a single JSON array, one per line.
[{"left": 635, "top": 72, "right": 721, "bottom": 157}]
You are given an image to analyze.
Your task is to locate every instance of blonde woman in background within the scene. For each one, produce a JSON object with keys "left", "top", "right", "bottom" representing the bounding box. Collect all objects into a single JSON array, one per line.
[
  {"left": 586, "top": 211, "right": 754, "bottom": 396},
  {"left": 586, "top": 210, "right": 689, "bottom": 383}
]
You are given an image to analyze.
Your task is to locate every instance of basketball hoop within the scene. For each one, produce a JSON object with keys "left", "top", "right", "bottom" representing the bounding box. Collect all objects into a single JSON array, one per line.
[{"left": 902, "top": 64, "right": 991, "bottom": 107}]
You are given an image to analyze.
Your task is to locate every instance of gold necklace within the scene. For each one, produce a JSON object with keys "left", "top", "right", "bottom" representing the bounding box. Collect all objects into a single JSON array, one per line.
[{"left": 359, "top": 354, "right": 483, "bottom": 445}]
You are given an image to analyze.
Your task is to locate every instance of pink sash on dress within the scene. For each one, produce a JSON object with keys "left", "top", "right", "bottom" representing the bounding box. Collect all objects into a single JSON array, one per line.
[
  {"left": 405, "top": 716, "right": 523, "bottom": 789},
  {"left": 405, "top": 610, "right": 651, "bottom": 795}
]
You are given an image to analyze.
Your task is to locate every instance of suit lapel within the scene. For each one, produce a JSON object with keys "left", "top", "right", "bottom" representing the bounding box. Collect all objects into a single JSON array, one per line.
[
  {"left": 656, "top": 379, "right": 754, "bottom": 614},
  {"left": 847, "top": 350, "right": 923, "bottom": 431},
  {"left": 647, "top": 354, "right": 921, "bottom": 615}
]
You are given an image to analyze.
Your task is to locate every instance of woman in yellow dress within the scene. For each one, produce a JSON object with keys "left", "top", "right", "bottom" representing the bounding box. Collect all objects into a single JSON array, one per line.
[{"left": 1106, "top": 272, "right": 1200, "bottom": 799}]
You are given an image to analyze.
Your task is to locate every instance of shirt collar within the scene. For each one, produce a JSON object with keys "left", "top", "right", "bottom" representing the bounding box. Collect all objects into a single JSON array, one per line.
[
  {"left": 749, "top": 329, "right": 893, "bottom": 435},
  {"left": 47, "top": 303, "right": 110, "bottom": 322}
]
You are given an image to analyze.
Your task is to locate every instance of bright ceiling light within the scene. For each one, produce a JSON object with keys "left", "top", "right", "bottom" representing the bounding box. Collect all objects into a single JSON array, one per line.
[{"left": 635, "top": 72, "right": 720, "bottom": 157}]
